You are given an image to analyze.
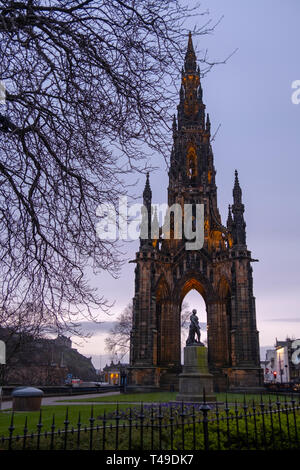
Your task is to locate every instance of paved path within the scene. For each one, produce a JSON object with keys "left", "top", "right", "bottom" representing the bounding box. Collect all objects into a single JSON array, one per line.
[
  {"left": 0, "top": 392, "right": 226, "bottom": 411},
  {"left": 0, "top": 391, "right": 121, "bottom": 411}
]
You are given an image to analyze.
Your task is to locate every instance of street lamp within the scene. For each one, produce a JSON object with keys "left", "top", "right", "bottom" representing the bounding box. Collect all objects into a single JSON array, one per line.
[
  {"left": 285, "top": 364, "right": 288, "bottom": 383},
  {"left": 277, "top": 347, "right": 284, "bottom": 385},
  {"left": 0, "top": 340, "right": 6, "bottom": 411}
]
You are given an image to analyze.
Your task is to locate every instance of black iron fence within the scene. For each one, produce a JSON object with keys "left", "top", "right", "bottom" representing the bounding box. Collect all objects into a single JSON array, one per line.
[{"left": 1, "top": 392, "right": 300, "bottom": 450}]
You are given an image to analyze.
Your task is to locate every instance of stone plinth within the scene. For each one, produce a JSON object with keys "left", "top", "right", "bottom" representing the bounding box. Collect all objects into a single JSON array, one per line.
[{"left": 176, "top": 345, "right": 216, "bottom": 402}]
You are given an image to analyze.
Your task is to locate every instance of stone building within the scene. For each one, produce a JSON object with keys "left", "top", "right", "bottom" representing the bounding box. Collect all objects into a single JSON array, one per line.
[
  {"left": 128, "top": 34, "right": 262, "bottom": 392},
  {"left": 103, "top": 361, "right": 129, "bottom": 386},
  {"left": 0, "top": 327, "right": 97, "bottom": 385},
  {"left": 262, "top": 338, "right": 300, "bottom": 384},
  {"left": 261, "top": 349, "right": 276, "bottom": 383}
]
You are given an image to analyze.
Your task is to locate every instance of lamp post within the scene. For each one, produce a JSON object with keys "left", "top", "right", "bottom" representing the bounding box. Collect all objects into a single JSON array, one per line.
[
  {"left": 277, "top": 348, "right": 284, "bottom": 385},
  {"left": 99, "top": 355, "right": 102, "bottom": 383},
  {"left": 279, "top": 355, "right": 283, "bottom": 384},
  {"left": 285, "top": 364, "right": 288, "bottom": 383},
  {"left": 0, "top": 340, "right": 6, "bottom": 410}
]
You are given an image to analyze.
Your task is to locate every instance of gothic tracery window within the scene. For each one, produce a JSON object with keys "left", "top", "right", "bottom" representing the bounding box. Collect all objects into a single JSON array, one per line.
[{"left": 187, "top": 146, "right": 197, "bottom": 179}]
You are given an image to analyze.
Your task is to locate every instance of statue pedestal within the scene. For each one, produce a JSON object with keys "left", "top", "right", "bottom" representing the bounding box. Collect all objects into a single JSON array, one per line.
[{"left": 176, "top": 345, "right": 216, "bottom": 402}]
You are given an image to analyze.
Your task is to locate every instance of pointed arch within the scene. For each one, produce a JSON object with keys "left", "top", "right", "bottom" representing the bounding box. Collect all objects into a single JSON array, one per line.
[
  {"left": 172, "top": 269, "right": 217, "bottom": 306},
  {"left": 180, "top": 278, "right": 206, "bottom": 307}
]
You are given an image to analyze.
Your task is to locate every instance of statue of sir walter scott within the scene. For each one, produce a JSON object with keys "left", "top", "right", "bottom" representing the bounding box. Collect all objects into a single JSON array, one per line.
[{"left": 186, "top": 309, "right": 204, "bottom": 346}]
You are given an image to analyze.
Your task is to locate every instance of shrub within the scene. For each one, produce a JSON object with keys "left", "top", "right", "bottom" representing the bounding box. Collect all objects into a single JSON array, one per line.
[{"left": 173, "top": 410, "right": 300, "bottom": 450}]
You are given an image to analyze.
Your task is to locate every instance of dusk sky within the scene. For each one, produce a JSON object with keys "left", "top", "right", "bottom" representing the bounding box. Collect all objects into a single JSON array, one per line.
[{"left": 74, "top": 0, "right": 300, "bottom": 368}]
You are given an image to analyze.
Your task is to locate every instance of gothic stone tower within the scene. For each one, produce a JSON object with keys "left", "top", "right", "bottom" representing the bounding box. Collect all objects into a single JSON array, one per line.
[{"left": 128, "top": 34, "right": 263, "bottom": 392}]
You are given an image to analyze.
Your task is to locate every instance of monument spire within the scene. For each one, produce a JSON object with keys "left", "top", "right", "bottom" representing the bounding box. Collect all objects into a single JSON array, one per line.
[
  {"left": 177, "top": 33, "right": 205, "bottom": 131},
  {"left": 129, "top": 32, "right": 262, "bottom": 394},
  {"left": 169, "top": 32, "right": 213, "bottom": 202},
  {"left": 233, "top": 170, "right": 242, "bottom": 205},
  {"left": 206, "top": 113, "right": 211, "bottom": 133},
  {"left": 143, "top": 172, "right": 152, "bottom": 206},
  {"left": 172, "top": 114, "right": 177, "bottom": 138},
  {"left": 184, "top": 31, "right": 197, "bottom": 72},
  {"left": 227, "top": 204, "right": 233, "bottom": 230},
  {"left": 140, "top": 172, "right": 152, "bottom": 248},
  {"left": 231, "top": 170, "right": 247, "bottom": 246}
]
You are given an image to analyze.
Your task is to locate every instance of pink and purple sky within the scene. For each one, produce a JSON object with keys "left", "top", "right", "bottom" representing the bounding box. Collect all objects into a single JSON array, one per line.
[{"left": 73, "top": 0, "right": 300, "bottom": 368}]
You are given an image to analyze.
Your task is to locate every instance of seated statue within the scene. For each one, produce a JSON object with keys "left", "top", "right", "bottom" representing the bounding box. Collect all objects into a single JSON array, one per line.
[{"left": 186, "top": 309, "right": 203, "bottom": 346}]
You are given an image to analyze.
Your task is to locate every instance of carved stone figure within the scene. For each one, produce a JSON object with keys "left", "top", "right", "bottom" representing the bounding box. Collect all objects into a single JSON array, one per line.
[{"left": 186, "top": 309, "right": 203, "bottom": 346}]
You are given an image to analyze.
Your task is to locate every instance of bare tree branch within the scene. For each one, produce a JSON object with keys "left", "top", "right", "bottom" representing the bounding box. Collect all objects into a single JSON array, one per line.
[
  {"left": 0, "top": 0, "right": 217, "bottom": 334},
  {"left": 105, "top": 301, "right": 193, "bottom": 360}
]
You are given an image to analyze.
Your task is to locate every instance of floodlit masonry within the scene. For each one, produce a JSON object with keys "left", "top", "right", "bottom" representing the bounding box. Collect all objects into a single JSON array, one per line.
[{"left": 128, "top": 34, "right": 263, "bottom": 392}]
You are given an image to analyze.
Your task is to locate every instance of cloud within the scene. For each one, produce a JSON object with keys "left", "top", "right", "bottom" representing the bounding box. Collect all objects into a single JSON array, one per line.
[
  {"left": 78, "top": 321, "right": 208, "bottom": 334},
  {"left": 63, "top": 321, "right": 118, "bottom": 336},
  {"left": 79, "top": 321, "right": 118, "bottom": 334}
]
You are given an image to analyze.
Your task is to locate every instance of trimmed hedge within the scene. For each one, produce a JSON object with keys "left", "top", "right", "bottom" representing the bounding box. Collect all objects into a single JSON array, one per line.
[{"left": 173, "top": 411, "right": 300, "bottom": 450}]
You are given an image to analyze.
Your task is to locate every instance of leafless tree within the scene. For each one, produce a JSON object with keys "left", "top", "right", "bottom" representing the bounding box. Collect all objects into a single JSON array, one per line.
[
  {"left": 181, "top": 301, "right": 192, "bottom": 330},
  {"left": 0, "top": 1, "right": 219, "bottom": 333},
  {"left": 0, "top": 301, "right": 53, "bottom": 383},
  {"left": 105, "top": 301, "right": 192, "bottom": 360},
  {"left": 105, "top": 302, "right": 132, "bottom": 361}
]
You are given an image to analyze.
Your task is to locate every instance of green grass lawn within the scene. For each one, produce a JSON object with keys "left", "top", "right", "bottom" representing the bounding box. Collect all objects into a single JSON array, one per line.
[
  {"left": 56, "top": 390, "right": 293, "bottom": 404},
  {"left": 0, "top": 403, "right": 131, "bottom": 437},
  {"left": 56, "top": 391, "right": 177, "bottom": 403},
  {"left": 0, "top": 391, "right": 296, "bottom": 439}
]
